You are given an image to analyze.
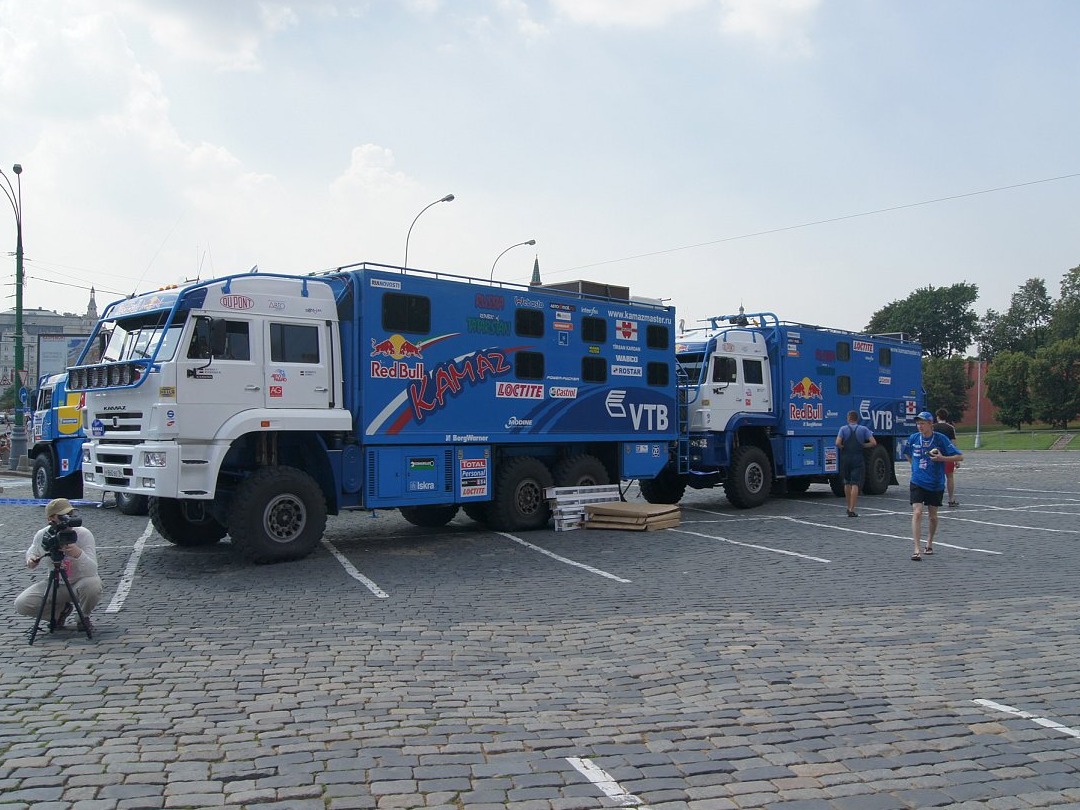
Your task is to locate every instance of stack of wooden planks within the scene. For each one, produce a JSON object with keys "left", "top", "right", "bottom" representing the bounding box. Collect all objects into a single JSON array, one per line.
[{"left": 584, "top": 501, "right": 680, "bottom": 531}]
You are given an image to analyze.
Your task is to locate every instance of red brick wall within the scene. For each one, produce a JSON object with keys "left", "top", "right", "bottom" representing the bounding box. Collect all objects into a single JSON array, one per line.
[{"left": 954, "top": 359, "right": 997, "bottom": 429}]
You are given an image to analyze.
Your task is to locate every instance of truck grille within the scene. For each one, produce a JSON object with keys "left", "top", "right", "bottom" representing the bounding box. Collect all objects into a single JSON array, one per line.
[{"left": 94, "top": 412, "right": 145, "bottom": 433}]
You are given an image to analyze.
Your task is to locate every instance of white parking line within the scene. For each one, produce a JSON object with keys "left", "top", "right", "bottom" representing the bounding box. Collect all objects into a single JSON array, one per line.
[
  {"left": 566, "top": 757, "right": 652, "bottom": 808},
  {"left": 105, "top": 519, "right": 154, "bottom": 613},
  {"left": 494, "top": 532, "right": 632, "bottom": 582},
  {"left": 667, "top": 527, "right": 831, "bottom": 563},
  {"left": 974, "top": 699, "right": 1080, "bottom": 738},
  {"left": 322, "top": 539, "right": 389, "bottom": 598},
  {"left": 778, "top": 516, "right": 1003, "bottom": 555}
]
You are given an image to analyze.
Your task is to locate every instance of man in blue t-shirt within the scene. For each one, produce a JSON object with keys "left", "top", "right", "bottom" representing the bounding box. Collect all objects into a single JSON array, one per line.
[
  {"left": 835, "top": 410, "right": 876, "bottom": 517},
  {"left": 903, "top": 411, "right": 964, "bottom": 561}
]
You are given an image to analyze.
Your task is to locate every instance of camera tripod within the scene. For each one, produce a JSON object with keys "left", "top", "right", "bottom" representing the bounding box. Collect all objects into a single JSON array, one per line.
[{"left": 28, "top": 558, "right": 94, "bottom": 644}]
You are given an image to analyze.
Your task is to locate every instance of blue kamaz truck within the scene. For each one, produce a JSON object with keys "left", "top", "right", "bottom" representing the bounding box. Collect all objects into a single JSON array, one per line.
[
  {"left": 29, "top": 372, "right": 149, "bottom": 514},
  {"left": 640, "top": 310, "right": 922, "bottom": 507},
  {"left": 66, "top": 263, "right": 679, "bottom": 562}
]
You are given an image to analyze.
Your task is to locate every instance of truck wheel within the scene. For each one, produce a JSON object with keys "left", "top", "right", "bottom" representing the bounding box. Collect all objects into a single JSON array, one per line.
[
  {"left": 116, "top": 492, "right": 150, "bottom": 516},
  {"left": 638, "top": 463, "right": 687, "bottom": 504},
  {"left": 553, "top": 454, "right": 609, "bottom": 488},
  {"left": 149, "top": 497, "right": 227, "bottom": 546},
  {"left": 724, "top": 446, "right": 772, "bottom": 509},
  {"left": 400, "top": 505, "right": 459, "bottom": 528},
  {"left": 228, "top": 467, "right": 326, "bottom": 563},
  {"left": 462, "top": 503, "right": 489, "bottom": 524},
  {"left": 487, "top": 456, "right": 553, "bottom": 531},
  {"left": 829, "top": 476, "right": 845, "bottom": 497},
  {"left": 862, "top": 445, "right": 892, "bottom": 496},
  {"left": 32, "top": 455, "right": 55, "bottom": 500}
]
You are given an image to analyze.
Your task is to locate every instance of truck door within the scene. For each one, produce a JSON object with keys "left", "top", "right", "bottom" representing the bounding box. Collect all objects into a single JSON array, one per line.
[
  {"left": 179, "top": 318, "right": 264, "bottom": 425},
  {"left": 264, "top": 320, "right": 332, "bottom": 409},
  {"left": 702, "top": 351, "right": 772, "bottom": 429}
]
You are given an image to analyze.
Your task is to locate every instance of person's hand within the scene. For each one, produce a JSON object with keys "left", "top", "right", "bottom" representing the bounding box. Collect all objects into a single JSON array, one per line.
[{"left": 929, "top": 448, "right": 942, "bottom": 460}]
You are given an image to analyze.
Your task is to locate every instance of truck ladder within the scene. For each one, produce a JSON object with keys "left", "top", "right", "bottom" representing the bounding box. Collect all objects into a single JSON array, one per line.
[{"left": 675, "top": 363, "right": 690, "bottom": 474}]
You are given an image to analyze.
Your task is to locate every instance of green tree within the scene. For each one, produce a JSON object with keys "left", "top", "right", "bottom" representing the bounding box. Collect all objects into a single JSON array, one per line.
[
  {"left": 985, "top": 351, "right": 1032, "bottom": 430},
  {"left": 922, "top": 356, "right": 970, "bottom": 422},
  {"left": 1049, "top": 263, "right": 1080, "bottom": 343},
  {"left": 1029, "top": 338, "right": 1080, "bottom": 429},
  {"left": 866, "top": 283, "right": 979, "bottom": 358},
  {"left": 978, "top": 277, "right": 1053, "bottom": 361}
]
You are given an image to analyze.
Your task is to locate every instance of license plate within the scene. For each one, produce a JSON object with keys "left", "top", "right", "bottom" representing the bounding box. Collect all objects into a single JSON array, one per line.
[{"left": 103, "top": 466, "right": 123, "bottom": 478}]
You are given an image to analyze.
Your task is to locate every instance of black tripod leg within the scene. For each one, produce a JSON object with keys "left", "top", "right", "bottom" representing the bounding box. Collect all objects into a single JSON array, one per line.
[
  {"left": 58, "top": 568, "right": 93, "bottom": 640},
  {"left": 28, "top": 571, "right": 58, "bottom": 645}
]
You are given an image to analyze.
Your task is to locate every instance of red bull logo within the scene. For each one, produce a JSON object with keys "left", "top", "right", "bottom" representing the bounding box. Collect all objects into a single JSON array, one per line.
[
  {"left": 790, "top": 376, "right": 823, "bottom": 399},
  {"left": 370, "top": 334, "right": 424, "bottom": 360}
]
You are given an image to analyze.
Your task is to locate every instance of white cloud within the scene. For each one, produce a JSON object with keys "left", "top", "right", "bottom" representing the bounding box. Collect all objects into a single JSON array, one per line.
[
  {"left": 550, "top": 0, "right": 708, "bottom": 28},
  {"left": 547, "top": 0, "right": 819, "bottom": 54},
  {"left": 718, "top": 0, "right": 820, "bottom": 56}
]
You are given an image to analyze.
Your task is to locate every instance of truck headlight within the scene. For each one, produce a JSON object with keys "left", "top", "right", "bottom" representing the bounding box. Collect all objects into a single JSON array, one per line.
[
  {"left": 82, "top": 446, "right": 91, "bottom": 463},
  {"left": 143, "top": 451, "right": 166, "bottom": 467}
]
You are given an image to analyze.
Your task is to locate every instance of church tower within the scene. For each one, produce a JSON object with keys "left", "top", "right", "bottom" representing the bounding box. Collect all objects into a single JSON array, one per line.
[{"left": 86, "top": 287, "right": 98, "bottom": 322}]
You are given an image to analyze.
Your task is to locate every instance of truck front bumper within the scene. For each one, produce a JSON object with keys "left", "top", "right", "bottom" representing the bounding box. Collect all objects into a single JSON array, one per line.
[{"left": 82, "top": 440, "right": 226, "bottom": 501}]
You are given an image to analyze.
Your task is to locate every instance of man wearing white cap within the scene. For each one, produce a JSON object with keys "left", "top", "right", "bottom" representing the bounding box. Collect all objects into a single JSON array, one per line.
[
  {"left": 14, "top": 498, "right": 102, "bottom": 630},
  {"left": 903, "top": 412, "right": 964, "bottom": 561}
]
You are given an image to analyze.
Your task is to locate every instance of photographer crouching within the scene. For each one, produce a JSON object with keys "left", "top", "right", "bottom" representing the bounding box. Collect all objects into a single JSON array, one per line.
[{"left": 15, "top": 498, "right": 102, "bottom": 633}]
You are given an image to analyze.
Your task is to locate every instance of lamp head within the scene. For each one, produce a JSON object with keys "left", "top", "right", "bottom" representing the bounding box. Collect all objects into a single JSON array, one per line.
[
  {"left": 525, "top": 239, "right": 536, "bottom": 246},
  {"left": 12, "top": 164, "right": 21, "bottom": 175},
  {"left": 440, "top": 193, "right": 455, "bottom": 203}
]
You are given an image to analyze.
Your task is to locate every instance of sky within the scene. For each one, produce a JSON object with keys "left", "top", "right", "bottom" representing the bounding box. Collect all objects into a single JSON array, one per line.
[{"left": 0, "top": 0, "right": 1077, "bottom": 338}]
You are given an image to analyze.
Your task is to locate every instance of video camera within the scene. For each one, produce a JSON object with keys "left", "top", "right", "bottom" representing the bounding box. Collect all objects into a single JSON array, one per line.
[{"left": 42, "top": 512, "right": 82, "bottom": 562}]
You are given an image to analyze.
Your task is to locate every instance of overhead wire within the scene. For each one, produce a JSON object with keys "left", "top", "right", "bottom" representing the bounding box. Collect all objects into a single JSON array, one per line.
[{"left": 546, "top": 171, "right": 1080, "bottom": 277}]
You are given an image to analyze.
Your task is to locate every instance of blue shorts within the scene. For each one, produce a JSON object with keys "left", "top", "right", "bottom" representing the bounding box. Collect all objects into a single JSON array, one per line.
[
  {"left": 910, "top": 483, "right": 944, "bottom": 507},
  {"left": 838, "top": 458, "right": 864, "bottom": 486}
]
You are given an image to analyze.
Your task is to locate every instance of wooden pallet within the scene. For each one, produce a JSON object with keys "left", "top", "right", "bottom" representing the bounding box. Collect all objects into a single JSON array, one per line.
[{"left": 545, "top": 484, "right": 622, "bottom": 531}]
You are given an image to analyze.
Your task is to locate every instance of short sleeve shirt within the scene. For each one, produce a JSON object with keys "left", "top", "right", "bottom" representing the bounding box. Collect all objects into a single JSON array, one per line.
[{"left": 905, "top": 431, "right": 960, "bottom": 491}]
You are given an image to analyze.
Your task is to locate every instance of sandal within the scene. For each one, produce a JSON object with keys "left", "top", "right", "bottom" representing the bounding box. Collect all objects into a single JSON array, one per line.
[
  {"left": 924, "top": 545, "right": 933, "bottom": 555},
  {"left": 948, "top": 500, "right": 959, "bottom": 507},
  {"left": 911, "top": 553, "right": 922, "bottom": 561}
]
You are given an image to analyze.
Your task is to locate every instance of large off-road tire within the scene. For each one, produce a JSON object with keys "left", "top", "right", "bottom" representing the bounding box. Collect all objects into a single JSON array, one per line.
[
  {"left": 228, "top": 466, "right": 326, "bottom": 563},
  {"left": 552, "top": 454, "right": 609, "bottom": 488},
  {"left": 486, "top": 456, "right": 553, "bottom": 531},
  {"left": 829, "top": 476, "right": 845, "bottom": 497},
  {"left": 31, "top": 455, "right": 81, "bottom": 499},
  {"left": 724, "top": 445, "right": 772, "bottom": 509},
  {"left": 638, "top": 463, "right": 688, "bottom": 504},
  {"left": 400, "top": 504, "right": 459, "bottom": 528},
  {"left": 862, "top": 444, "right": 892, "bottom": 496},
  {"left": 116, "top": 492, "right": 150, "bottom": 516},
  {"left": 150, "top": 497, "right": 227, "bottom": 546},
  {"left": 32, "top": 455, "right": 55, "bottom": 500}
]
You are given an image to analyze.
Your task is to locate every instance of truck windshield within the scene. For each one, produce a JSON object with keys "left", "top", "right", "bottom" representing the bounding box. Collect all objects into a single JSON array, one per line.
[
  {"left": 677, "top": 352, "right": 705, "bottom": 385},
  {"left": 101, "top": 312, "right": 187, "bottom": 363}
]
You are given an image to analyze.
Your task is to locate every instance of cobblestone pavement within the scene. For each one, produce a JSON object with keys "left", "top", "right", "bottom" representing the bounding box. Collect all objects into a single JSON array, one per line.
[{"left": 3, "top": 452, "right": 1080, "bottom": 809}]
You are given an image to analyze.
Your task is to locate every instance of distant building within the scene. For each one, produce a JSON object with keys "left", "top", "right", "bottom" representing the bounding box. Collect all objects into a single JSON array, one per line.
[{"left": 0, "top": 287, "right": 98, "bottom": 390}]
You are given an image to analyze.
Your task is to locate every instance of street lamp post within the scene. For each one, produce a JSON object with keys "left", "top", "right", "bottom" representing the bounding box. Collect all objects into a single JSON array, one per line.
[
  {"left": 490, "top": 240, "right": 536, "bottom": 281},
  {"left": 0, "top": 163, "right": 25, "bottom": 471},
  {"left": 403, "top": 193, "right": 454, "bottom": 271}
]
